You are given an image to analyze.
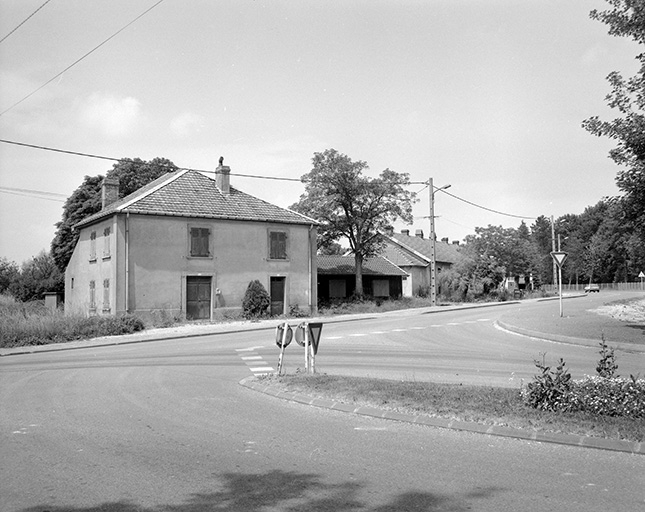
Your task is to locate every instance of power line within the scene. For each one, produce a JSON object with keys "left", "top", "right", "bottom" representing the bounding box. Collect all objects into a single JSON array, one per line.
[
  {"left": 411, "top": 179, "right": 537, "bottom": 220},
  {"left": 440, "top": 188, "right": 536, "bottom": 220},
  {"left": 0, "top": 0, "right": 166, "bottom": 117},
  {"left": 0, "top": 187, "right": 66, "bottom": 202},
  {"left": 0, "top": 138, "right": 304, "bottom": 183},
  {"left": 0, "top": 0, "right": 54, "bottom": 44},
  {"left": 0, "top": 138, "right": 540, "bottom": 212}
]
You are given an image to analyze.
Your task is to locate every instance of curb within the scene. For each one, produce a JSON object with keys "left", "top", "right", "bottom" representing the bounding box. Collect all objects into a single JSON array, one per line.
[
  {"left": 495, "top": 320, "right": 645, "bottom": 354},
  {"left": 240, "top": 376, "right": 644, "bottom": 456},
  {"left": 0, "top": 300, "right": 524, "bottom": 357}
]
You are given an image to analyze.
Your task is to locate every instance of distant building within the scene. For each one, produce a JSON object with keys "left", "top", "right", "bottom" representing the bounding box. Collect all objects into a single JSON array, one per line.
[
  {"left": 381, "top": 229, "right": 462, "bottom": 296},
  {"left": 317, "top": 255, "right": 408, "bottom": 301},
  {"left": 65, "top": 164, "right": 318, "bottom": 320}
]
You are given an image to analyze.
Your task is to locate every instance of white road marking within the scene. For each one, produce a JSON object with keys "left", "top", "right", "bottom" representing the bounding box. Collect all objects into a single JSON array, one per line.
[
  {"left": 235, "top": 346, "right": 265, "bottom": 352},
  {"left": 240, "top": 356, "right": 263, "bottom": 360},
  {"left": 349, "top": 333, "right": 368, "bottom": 337},
  {"left": 250, "top": 366, "right": 274, "bottom": 373}
]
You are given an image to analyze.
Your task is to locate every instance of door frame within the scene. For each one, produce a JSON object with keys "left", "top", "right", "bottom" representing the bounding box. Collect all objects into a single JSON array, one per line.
[
  {"left": 269, "top": 275, "right": 287, "bottom": 316},
  {"left": 182, "top": 273, "right": 216, "bottom": 320}
]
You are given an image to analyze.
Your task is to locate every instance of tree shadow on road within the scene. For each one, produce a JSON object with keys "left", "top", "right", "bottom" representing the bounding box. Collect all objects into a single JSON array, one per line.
[{"left": 18, "top": 469, "right": 501, "bottom": 512}]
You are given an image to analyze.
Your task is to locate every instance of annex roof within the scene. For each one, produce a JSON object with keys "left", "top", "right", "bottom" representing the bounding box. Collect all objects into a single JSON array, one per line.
[
  {"left": 317, "top": 255, "right": 408, "bottom": 276},
  {"left": 76, "top": 170, "right": 318, "bottom": 228},
  {"left": 384, "top": 232, "right": 463, "bottom": 266}
]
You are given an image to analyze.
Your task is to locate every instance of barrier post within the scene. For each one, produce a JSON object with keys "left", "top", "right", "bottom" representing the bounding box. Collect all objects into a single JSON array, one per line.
[{"left": 304, "top": 322, "right": 311, "bottom": 373}]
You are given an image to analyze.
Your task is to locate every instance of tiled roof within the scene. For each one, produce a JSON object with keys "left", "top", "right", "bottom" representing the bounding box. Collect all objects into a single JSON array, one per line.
[
  {"left": 317, "top": 255, "right": 408, "bottom": 276},
  {"left": 381, "top": 243, "right": 428, "bottom": 267},
  {"left": 386, "top": 232, "right": 463, "bottom": 265},
  {"left": 76, "top": 170, "right": 318, "bottom": 228}
]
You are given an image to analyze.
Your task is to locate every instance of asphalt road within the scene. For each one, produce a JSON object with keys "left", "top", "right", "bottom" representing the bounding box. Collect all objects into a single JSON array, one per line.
[{"left": 1, "top": 294, "right": 644, "bottom": 511}]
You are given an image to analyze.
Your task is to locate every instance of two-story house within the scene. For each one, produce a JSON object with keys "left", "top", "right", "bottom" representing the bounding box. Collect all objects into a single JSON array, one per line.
[{"left": 64, "top": 164, "right": 318, "bottom": 320}]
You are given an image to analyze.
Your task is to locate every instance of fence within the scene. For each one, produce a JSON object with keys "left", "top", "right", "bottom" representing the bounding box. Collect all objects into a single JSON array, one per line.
[{"left": 542, "top": 282, "right": 644, "bottom": 293}]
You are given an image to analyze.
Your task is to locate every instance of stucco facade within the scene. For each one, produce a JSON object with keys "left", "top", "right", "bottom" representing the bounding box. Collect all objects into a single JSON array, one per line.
[{"left": 65, "top": 167, "right": 318, "bottom": 319}]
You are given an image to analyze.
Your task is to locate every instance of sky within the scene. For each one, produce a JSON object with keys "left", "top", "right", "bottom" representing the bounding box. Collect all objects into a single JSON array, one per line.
[{"left": 0, "top": 0, "right": 639, "bottom": 265}]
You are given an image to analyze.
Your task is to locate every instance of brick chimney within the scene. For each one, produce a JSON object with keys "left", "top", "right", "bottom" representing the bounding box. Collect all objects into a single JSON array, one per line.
[
  {"left": 415, "top": 229, "right": 424, "bottom": 238},
  {"left": 401, "top": 229, "right": 410, "bottom": 236},
  {"left": 101, "top": 177, "right": 119, "bottom": 209},
  {"left": 216, "top": 163, "right": 231, "bottom": 195}
]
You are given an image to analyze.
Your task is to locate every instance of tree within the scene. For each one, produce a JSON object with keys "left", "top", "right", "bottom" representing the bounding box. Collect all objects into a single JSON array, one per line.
[
  {"left": 51, "top": 157, "right": 178, "bottom": 271},
  {"left": 290, "top": 149, "right": 415, "bottom": 297},
  {"left": 583, "top": 1, "right": 645, "bottom": 251},
  {"left": 51, "top": 175, "right": 104, "bottom": 271},
  {"left": 10, "top": 251, "right": 63, "bottom": 302},
  {"left": 0, "top": 257, "right": 19, "bottom": 295}
]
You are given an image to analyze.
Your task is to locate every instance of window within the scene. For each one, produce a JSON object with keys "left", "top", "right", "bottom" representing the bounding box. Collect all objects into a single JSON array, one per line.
[
  {"left": 269, "top": 231, "right": 287, "bottom": 260},
  {"left": 190, "top": 227, "right": 210, "bottom": 257},
  {"left": 102, "top": 279, "right": 110, "bottom": 312},
  {"left": 89, "top": 280, "right": 96, "bottom": 310},
  {"left": 89, "top": 231, "right": 97, "bottom": 261},
  {"left": 103, "top": 227, "right": 111, "bottom": 259}
]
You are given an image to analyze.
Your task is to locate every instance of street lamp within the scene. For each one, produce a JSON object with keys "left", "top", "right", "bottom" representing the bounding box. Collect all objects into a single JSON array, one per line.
[{"left": 429, "top": 178, "right": 451, "bottom": 306}]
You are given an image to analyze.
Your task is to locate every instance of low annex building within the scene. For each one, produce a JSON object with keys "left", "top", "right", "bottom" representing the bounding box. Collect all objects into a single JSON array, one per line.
[
  {"left": 64, "top": 164, "right": 318, "bottom": 320},
  {"left": 317, "top": 255, "right": 408, "bottom": 301}
]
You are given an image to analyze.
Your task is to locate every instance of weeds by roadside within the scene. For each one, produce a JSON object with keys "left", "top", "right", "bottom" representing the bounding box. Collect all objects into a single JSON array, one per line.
[{"left": 0, "top": 294, "right": 146, "bottom": 348}]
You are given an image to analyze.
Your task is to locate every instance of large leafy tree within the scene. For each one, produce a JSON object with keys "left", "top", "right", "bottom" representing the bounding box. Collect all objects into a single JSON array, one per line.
[
  {"left": 0, "top": 257, "right": 19, "bottom": 295},
  {"left": 291, "top": 149, "right": 415, "bottom": 297},
  {"left": 10, "top": 251, "right": 63, "bottom": 302},
  {"left": 51, "top": 157, "right": 177, "bottom": 271},
  {"left": 582, "top": 1, "right": 645, "bottom": 256}
]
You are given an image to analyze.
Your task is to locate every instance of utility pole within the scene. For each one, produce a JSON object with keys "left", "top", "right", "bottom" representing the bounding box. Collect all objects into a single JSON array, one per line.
[
  {"left": 429, "top": 178, "right": 437, "bottom": 307},
  {"left": 551, "top": 216, "right": 557, "bottom": 288},
  {"left": 428, "top": 178, "right": 451, "bottom": 307}
]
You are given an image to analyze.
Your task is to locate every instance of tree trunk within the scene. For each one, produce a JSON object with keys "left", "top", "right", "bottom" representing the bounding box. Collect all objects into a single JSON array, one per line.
[{"left": 354, "top": 253, "right": 364, "bottom": 298}]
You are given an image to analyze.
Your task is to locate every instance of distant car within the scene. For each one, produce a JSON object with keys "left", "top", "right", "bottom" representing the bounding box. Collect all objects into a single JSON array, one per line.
[{"left": 584, "top": 284, "right": 600, "bottom": 293}]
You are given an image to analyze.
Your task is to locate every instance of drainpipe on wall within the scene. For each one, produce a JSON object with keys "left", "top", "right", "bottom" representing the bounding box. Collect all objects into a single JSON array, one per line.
[{"left": 125, "top": 212, "right": 130, "bottom": 313}]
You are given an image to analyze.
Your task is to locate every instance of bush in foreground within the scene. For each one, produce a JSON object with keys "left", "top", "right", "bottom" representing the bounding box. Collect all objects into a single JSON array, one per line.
[{"left": 521, "top": 341, "right": 644, "bottom": 419}]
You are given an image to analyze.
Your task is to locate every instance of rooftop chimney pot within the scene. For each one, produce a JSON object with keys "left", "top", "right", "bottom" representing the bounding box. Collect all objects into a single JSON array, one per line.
[
  {"left": 415, "top": 229, "right": 424, "bottom": 238},
  {"left": 216, "top": 163, "right": 231, "bottom": 195},
  {"left": 101, "top": 177, "right": 119, "bottom": 209}
]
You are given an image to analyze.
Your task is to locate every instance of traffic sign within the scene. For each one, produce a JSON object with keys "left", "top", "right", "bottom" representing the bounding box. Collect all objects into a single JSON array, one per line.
[
  {"left": 639, "top": 271, "right": 645, "bottom": 278},
  {"left": 295, "top": 322, "right": 306, "bottom": 346},
  {"left": 308, "top": 323, "right": 323, "bottom": 355},
  {"left": 275, "top": 323, "right": 292, "bottom": 348},
  {"left": 550, "top": 251, "right": 568, "bottom": 268}
]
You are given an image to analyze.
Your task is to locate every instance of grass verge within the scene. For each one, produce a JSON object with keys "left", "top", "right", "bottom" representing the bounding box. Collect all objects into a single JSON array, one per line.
[{"left": 259, "top": 373, "right": 644, "bottom": 443}]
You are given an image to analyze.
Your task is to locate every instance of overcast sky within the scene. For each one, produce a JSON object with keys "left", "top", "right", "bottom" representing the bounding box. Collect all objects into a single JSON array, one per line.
[{"left": 0, "top": 0, "right": 638, "bottom": 265}]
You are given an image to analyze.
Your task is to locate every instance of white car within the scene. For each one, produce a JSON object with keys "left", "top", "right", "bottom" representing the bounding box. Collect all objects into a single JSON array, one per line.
[{"left": 584, "top": 284, "right": 600, "bottom": 293}]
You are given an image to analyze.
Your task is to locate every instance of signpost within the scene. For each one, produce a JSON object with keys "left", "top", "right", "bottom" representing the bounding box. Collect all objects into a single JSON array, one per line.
[
  {"left": 288, "top": 322, "right": 324, "bottom": 374},
  {"left": 550, "top": 251, "right": 568, "bottom": 317},
  {"left": 275, "top": 323, "right": 292, "bottom": 375}
]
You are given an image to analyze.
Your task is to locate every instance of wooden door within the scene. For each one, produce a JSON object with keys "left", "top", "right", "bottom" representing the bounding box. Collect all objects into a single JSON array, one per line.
[
  {"left": 270, "top": 276, "right": 286, "bottom": 316},
  {"left": 186, "top": 276, "right": 211, "bottom": 320}
]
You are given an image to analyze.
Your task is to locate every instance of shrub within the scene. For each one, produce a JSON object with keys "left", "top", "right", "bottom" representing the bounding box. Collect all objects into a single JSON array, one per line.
[
  {"left": 565, "top": 375, "right": 645, "bottom": 418},
  {"left": 521, "top": 344, "right": 645, "bottom": 419},
  {"left": 521, "top": 355, "right": 572, "bottom": 411},
  {"left": 596, "top": 337, "right": 619, "bottom": 378},
  {"left": 242, "top": 280, "right": 270, "bottom": 319}
]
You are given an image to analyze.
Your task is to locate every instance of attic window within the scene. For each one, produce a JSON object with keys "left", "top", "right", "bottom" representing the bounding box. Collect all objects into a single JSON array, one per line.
[{"left": 190, "top": 227, "right": 211, "bottom": 257}]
